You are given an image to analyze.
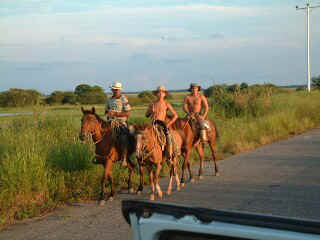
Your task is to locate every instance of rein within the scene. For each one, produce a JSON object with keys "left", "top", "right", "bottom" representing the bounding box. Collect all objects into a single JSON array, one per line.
[
  {"left": 92, "top": 131, "right": 106, "bottom": 144},
  {"left": 182, "top": 117, "right": 191, "bottom": 130}
]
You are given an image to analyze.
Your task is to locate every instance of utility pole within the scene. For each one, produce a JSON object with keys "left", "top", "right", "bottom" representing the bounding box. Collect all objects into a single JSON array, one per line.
[{"left": 296, "top": 0, "right": 320, "bottom": 92}]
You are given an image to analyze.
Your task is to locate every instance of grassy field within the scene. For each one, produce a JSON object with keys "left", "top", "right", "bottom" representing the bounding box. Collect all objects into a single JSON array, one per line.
[{"left": 1, "top": 89, "right": 320, "bottom": 227}]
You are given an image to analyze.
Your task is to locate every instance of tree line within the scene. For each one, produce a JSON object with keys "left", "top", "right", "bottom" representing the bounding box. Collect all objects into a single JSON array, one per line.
[
  {"left": 1, "top": 76, "right": 320, "bottom": 108},
  {"left": 0, "top": 84, "right": 107, "bottom": 107}
]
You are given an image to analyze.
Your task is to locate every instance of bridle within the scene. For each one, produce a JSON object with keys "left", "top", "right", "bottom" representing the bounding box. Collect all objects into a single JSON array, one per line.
[{"left": 82, "top": 115, "right": 107, "bottom": 145}]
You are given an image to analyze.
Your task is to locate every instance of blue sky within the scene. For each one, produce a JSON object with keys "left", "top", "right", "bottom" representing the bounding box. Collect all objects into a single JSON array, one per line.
[{"left": 1, "top": 0, "right": 320, "bottom": 94}]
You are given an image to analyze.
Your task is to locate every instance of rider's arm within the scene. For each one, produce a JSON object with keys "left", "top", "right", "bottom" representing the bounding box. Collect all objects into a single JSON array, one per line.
[
  {"left": 166, "top": 103, "right": 178, "bottom": 128},
  {"left": 183, "top": 96, "right": 190, "bottom": 115},
  {"left": 107, "top": 95, "right": 131, "bottom": 118},
  {"left": 110, "top": 111, "right": 130, "bottom": 117},
  {"left": 145, "top": 103, "right": 153, "bottom": 118},
  {"left": 201, "top": 95, "right": 209, "bottom": 119}
]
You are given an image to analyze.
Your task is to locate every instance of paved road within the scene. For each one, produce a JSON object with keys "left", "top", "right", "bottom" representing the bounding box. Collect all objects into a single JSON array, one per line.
[{"left": 1, "top": 127, "right": 320, "bottom": 240}]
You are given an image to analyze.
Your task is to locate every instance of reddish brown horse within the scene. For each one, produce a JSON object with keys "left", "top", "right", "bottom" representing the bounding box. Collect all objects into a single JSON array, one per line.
[
  {"left": 170, "top": 117, "right": 219, "bottom": 186},
  {"left": 132, "top": 120, "right": 182, "bottom": 200},
  {"left": 80, "top": 107, "right": 136, "bottom": 205}
]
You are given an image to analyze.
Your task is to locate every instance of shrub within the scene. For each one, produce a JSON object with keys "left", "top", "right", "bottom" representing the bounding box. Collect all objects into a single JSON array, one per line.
[{"left": 0, "top": 89, "right": 42, "bottom": 107}]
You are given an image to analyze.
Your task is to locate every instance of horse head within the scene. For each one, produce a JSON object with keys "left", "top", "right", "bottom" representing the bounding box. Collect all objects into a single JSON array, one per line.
[
  {"left": 80, "top": 107, "right": 107, "bottom": 141},
  {"left": 131, "top": 124, "right": 150, "bottom": 160}
]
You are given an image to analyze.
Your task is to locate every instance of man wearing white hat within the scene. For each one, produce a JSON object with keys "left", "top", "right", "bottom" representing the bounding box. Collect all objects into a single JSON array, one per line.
[{"left": 105, "top": 82, "right": 131, "bottom": 167}]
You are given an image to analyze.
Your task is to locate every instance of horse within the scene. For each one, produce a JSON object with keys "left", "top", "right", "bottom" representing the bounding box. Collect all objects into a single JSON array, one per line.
[
  {"left": 132, "top": 120, "right": 182, "bottom": 200},
  {"left": 170, "top": 117, "right": 219, "bottom": 186},
  {"left": 79, "top": 107, "right": 136, "bottom": 205}
]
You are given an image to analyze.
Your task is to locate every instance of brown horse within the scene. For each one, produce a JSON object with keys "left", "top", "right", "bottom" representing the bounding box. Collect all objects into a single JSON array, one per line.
[
  {"left": 80, "top": 107, "right": 136, "bottom": 205},
  {"left": 170, "top": 117, "right": 219, "bottom": 186},
  {"left": 132, "top": 120, "right": 182, "bottom": 200}
]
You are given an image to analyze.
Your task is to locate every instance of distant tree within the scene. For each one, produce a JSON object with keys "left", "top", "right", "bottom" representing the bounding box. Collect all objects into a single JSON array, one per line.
[
  {"left": 74, "top": 84, "right": 92, "bottom": 96},
  {"left": 91, "top": 85, "right": 105, "bottom": 93},
  {"left": 78, "top": 92, "right": 107, "bottom": 104},
  {"left": 62, "top": 91, "right": 77, "bottom": 104},
  {"left": 138, "top": 91, "right": 155, "bottom": 102},
  {"left": 204, "top": 84, "right": 227, "bottom": 98},
  {"left": 0, "top": 88, "right": 41, "bottom": 107},
  {"left": 240, "top": 82, "right": 249, "bottom": 90},
  {"left": 74, "top": 84, "right": 107, "bottom": 104},
  {"left": 312, "top": 75, "right": 320, "bottom": 90},
  {"left": 46, "top": 91, "right": 65, "bottom": 104},
  {"left": 227, "top": 84, "right": 240, "bottom": 94}
]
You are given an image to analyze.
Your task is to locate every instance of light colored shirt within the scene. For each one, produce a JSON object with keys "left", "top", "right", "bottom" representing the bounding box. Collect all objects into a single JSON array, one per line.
[{"left": 105, "top": 95, "right": 131, "bottom": 124}]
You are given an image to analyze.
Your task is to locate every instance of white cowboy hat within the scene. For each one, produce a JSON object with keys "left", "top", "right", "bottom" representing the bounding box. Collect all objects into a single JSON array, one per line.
[
  {"left": 153, "top": 85, "right": 168, "bottom": 96},
  {"left": 110, "top": 82, "right": 122, "bottom": 90}
]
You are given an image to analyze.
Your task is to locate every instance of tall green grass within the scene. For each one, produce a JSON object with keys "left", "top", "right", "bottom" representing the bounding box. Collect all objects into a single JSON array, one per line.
[{"left": 0, "top": 90, "right": 320, "bottom": 227}]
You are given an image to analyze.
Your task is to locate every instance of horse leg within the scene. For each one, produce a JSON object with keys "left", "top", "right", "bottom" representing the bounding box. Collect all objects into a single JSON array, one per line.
[
  {"left": 127, "top": 157, "right": 135, "bottom": 193},
  {"left": 148, "top": 166, "right": 155, "bottom": 201},
  {"left": 137, "top": 163, "right": 144, "bottom": 195},
  {"left": 181, "top": 150, "right": 192, "bottom": 187},
  {"left": 185, "top": 149, "right": 194, "bottom": 183},
  {"left": 155, "top": 163, "right": 163, "bottom": 199},
  {"left": 167, "top": 162, "right": 174, "bottom": 196},
  {"left": 196, "top": 143, "right": 205, "bottom": 180},
  {"left": 105, "top": 160, "right": 114, "bottom": 202},
  {"left": 99, "top": 164, "right": 108, "bottom": 206},
  {"left": 180, "top": 155, "right": 186, "bottom": 187},
  {"left": 174, "top": 159, "right": 181, "bottom": 192},
  {"left": 208, "top": 134, "right": 219, "bottom": 176}
]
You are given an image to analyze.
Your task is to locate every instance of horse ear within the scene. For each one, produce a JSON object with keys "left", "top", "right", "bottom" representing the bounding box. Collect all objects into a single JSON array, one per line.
[
  {"left": 81, "top": 107, "right": 84, "bottom": 113},
  {"left": 92, "top": 107, "right": 95, "bottom": 114}
]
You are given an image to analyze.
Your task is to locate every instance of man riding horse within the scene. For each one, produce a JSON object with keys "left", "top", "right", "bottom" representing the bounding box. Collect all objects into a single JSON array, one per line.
[
  {"left": 104, "top": 82, "right": 131, "bottom": 167},
  {"left": 145, "top": 85, "right": 178, "bottom": 159},
  {"left": 183, "top": 83, "right": 210, "bottom": 142}
]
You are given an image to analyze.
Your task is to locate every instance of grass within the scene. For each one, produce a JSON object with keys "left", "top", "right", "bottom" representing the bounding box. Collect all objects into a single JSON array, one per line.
[{"left": 1, "top": 90, "right": 320, "bottom": 228}]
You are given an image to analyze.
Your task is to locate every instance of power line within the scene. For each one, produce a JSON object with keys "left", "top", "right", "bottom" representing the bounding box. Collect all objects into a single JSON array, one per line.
[{"left": 296, "top": 0, "right": 320, "bottom": 92}]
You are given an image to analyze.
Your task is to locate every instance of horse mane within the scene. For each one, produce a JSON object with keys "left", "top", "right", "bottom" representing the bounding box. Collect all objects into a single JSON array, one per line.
[{"left": 83, "top": 109, "right": 108, "bottom": 128}]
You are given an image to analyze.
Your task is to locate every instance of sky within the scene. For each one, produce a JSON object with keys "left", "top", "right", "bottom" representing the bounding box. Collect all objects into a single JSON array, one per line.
[{"left": 1, "top": 0, "right": 320, "bottom": 94}]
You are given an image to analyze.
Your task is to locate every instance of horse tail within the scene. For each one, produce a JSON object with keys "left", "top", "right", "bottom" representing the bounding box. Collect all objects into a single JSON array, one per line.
[{"left": 212, "top": 121, "right": 219, "bottom": 139}]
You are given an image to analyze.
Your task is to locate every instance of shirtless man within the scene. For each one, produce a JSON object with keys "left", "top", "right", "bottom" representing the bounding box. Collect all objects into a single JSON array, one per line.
[
  {"left": 146, "top": 85, "right": 178, "bottom": 127},
  {"left": 183, "top": 83, "right": 209, "bottom": 141},
  {"left": 105, "top": 82, "right": 131, "bottom": 167},
  {"left": 146, "top": 85, "right": 178, "bottom": 156}
]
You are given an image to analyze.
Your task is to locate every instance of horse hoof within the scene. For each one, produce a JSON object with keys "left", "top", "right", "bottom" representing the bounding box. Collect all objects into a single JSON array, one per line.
[
  {"left": 181, "top": 183, "right": 185, "bottom": 188},
  {"left": 108, "top": 197, "right": 113, "bottom": 202},
  {"left": 99, "top": 200, "right": 106, "bottom": 206},
  {"left": 149, "top": 194, "right": 155, "bottom": 201},
  {"left": 199, "top": 176, "right": 204, "bottom": 180},
  {"left": 177, "top": 186, "right": 181, "bottom": 192},
  {"left": 215, "top": 172, "right": 220, "bottom": 177},
  {"left": 190, "top": 178, "right": 195, "bottom": 183},
  {"left": 128, "top": 188, "right": 134, "bottom": 194}
]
